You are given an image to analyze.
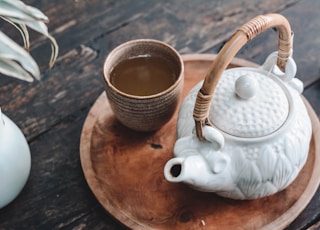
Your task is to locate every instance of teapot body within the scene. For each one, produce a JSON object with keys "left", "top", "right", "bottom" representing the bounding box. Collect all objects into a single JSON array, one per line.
[
  {"left": 164, "top": 14, "right": 312, "bottom": 200},
  {"left": 164, "top": 66, "right": 312, "bottom": 200}
]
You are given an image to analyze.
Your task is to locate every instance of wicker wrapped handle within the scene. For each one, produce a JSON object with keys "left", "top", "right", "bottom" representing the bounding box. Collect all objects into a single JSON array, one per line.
[{"left": 193, "top": 13, "right": 293, "bottom": 140}]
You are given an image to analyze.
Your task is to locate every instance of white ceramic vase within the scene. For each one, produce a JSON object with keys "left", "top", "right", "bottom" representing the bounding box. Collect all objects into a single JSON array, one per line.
[{"left": 0, "top": 109, "right": 31, "bottom": 208}]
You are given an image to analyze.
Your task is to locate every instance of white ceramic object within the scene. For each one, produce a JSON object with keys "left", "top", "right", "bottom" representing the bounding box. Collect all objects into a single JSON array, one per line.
[
  {"left": 0, "top": 109, "right": 31, "bottom": 208},
  {"left": 164, "top": 52, "right": 312, "bottom": 200}
]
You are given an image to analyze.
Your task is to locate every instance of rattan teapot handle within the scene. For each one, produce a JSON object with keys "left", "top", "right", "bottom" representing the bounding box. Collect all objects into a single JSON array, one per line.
[{"left": 193, "top": 13, "right": 293, "bottom": 140}]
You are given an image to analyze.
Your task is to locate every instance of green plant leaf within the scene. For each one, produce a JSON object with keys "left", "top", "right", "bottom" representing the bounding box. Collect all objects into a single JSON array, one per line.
[
  {"left": 0, "top": 0, "right": 48, "bottom": 22},
  {"left": 0, "top": 31, "right": 40, "bottom": 80},
  {"left": 0, "top": 0, "right": 58, "bottom": 81},
  {"left": 3, "top": 11, "right": 59, "bottom": 70},
  {"left": 47, "top": 34, "right": 58, "bottom": 68},
  {"left": 0, "top": 58, "right": 34, "bottom": 82},
  {"left": 25, "top": 4, "right": 48, "bottom": 21},
  {"left": 0, "top": 16, "right": 30, "bottom": 50}
]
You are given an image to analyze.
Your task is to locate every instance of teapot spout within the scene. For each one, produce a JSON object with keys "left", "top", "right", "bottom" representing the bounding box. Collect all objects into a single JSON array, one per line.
[
  {"left": 164, "top": 155, "right": 213, "bottom": 186},
  {"left": 164, "top": 154, "right": 234, "bottom": 193},
  {"left": 164, "top": 157, "right": 185, "bottom": 183}
]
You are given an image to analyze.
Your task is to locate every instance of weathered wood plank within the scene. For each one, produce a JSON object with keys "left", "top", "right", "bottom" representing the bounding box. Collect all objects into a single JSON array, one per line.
[
  {"left": 1, "top": 1, "right": 320, "bottom": 230},
  {"left": 286, "top": 186, "right": 320, "bottom": 229},
  {"left": 304, "top": 81, "right": 320, "bottom": 117},
  {"left": 0, "top": 0, "right": 304, "bottom": 138},
  {"left": 0, "top": 0, "right": 302, "bottom": 139},
  {"left": 235, "top": 0, "right": 320, "bottom": 87},
  {"left": 0, "top": 109, "right": 123, "bottom": 229},
  {"left": 308, "top": 220, "right": 320, "bottom": 230}
]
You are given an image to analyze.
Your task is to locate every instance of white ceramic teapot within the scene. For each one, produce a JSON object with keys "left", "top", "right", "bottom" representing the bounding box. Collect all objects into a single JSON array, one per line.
[{"left": 164, "top": 14, "right": 312, "bottom": 200}]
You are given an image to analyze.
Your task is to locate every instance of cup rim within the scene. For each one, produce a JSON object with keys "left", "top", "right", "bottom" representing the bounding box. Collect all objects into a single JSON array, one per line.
[{"left": 103, "top": 39, "right": 184, "bottom": 99}]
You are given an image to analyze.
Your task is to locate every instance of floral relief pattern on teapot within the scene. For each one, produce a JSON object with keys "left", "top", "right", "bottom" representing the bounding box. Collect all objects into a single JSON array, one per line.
[{"left": 163, "top": 14, "right": 312, "bottom": 200}]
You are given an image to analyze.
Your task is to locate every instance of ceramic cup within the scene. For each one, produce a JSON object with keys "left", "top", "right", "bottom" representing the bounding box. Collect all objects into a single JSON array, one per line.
[{"left": 103, "top": 39, "right": 184, "bottom": 132}]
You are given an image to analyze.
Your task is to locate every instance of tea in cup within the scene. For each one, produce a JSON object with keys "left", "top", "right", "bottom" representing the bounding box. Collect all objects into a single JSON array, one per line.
[{"left": 103, "top": 39, "right": 184, "bottom": 132}]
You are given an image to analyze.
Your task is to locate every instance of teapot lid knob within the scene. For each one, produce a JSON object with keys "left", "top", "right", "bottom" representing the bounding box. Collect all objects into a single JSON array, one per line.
[{"left": 235, "top": 75, "right": 258, "bottom": 99}]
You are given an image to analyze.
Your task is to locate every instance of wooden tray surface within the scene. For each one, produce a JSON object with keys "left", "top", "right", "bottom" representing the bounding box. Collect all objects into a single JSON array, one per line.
[{"left": 80, "top": 54, "right": 320, "bottom": 230}]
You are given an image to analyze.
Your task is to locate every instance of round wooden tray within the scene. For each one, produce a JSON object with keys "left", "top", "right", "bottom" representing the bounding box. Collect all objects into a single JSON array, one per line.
[{"left": 80, "top": 54, "right": 320, "bottom": 230}]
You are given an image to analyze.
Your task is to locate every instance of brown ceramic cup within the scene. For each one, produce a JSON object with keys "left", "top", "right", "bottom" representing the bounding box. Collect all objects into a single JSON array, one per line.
[{"left": 103, "top": 39, "right": 184, "bottom": 132}]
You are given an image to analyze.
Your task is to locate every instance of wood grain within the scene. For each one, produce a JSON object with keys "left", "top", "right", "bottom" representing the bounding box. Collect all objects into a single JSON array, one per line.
[
  {"left": 0, "top": 1, "right": 319, "bottom": 229},
  {"left": 80, "top": 54, "right": 320, "bottom": 229}
]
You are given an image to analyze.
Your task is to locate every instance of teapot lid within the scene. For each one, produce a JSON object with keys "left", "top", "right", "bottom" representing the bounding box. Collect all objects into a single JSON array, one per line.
[{"left": 209, "top": 68, "right": 289, "bottom": 138}]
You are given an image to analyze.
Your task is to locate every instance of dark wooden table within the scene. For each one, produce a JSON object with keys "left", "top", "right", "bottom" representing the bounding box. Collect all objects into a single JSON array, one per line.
[{"left": 0, "top": 0, "right": 319, "bottom": 229}]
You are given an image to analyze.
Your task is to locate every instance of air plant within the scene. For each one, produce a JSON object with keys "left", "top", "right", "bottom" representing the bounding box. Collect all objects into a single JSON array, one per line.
[{"left": 0, "top": 0, "right": 58, "bottom": 82}]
